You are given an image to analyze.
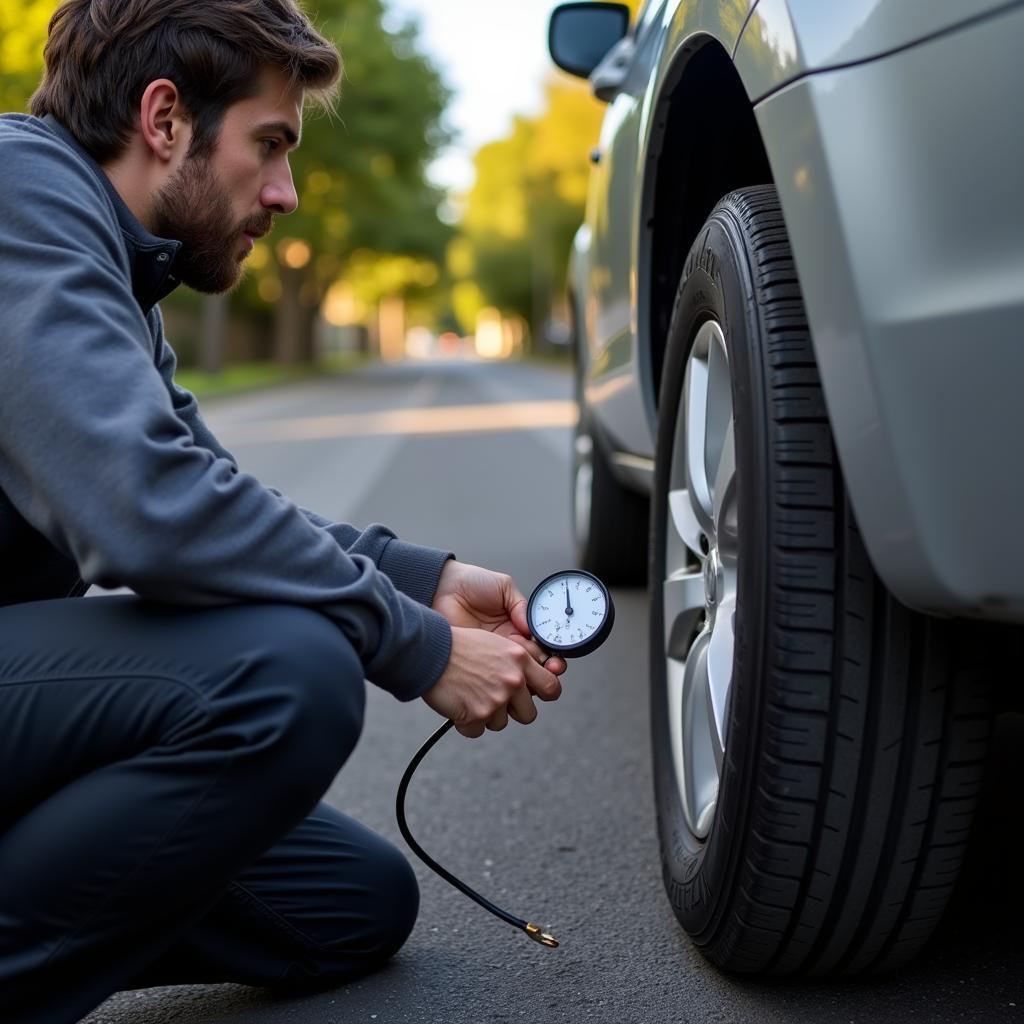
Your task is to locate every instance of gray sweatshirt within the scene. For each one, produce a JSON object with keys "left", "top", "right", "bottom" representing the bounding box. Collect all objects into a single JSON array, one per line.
[{"left": 0, "top": 113, "right": 453, "bottom": 702}]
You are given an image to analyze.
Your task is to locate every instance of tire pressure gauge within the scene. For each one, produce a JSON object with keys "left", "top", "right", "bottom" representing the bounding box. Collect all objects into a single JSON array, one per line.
[
  {"left": 398, "top": 570, "right": 615, "bottom": 951},
  {"left": 527, "top": 569, "right": 615, "bottom": 658}
]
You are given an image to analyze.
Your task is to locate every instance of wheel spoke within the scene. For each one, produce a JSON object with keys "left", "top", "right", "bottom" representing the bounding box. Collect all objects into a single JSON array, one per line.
[
  {"left": 663, "top": 569, "right": 706, "bottom": 659},
  {"left": 665, "top": 652, "right": 687, "bottom": 830},
  {"left": 712, "top": 418, "right": 738, "bottom": 563},
  {"left": 705, "top": 594, "right": 735, "bottom": 768},
  {"left": 683, "top": 349, "right": 714, "bottom": 536},
  {"left": 703, "top": 328, "right": 733, "bottom": 510},
  {"left": 679, "top": 628, "right": 713, "bottom": 836},
  {"left": 668, "top": 487, "right": 704, "bottom": 564}
]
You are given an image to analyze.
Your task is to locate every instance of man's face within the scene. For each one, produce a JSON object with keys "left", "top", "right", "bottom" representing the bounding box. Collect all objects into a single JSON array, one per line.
[{"left": 153, "top": 68, "right": 303, "bottom": 294}]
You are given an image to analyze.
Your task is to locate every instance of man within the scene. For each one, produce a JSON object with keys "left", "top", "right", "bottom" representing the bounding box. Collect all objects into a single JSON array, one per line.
[{"left": 0, "top": 2, "right": 565, "bottom": 1021}]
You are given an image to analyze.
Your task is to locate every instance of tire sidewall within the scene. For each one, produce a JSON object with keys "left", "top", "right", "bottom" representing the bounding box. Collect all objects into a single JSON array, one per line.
[{"left": 650, "top": 208, "right": 771, "bottom": 947}]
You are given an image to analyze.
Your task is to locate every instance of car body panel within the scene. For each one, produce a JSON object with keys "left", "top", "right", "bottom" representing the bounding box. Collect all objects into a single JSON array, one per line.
[
  {"left": 578, "top": 0, "right": 757, "bottom": 456},
  {"left": 735, "top": 0, "right": 1021, "bottom": 101},
  {"left": 755, "top": 2, "right": 1024, "bottom": 619},
  {"left": 570, "top": 0, "right": 1024, "bottom": 618}
]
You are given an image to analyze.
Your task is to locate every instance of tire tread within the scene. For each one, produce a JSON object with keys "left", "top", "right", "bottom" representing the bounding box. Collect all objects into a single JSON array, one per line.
[{"left": 684, "top": 186, "right": 993, "bottom": 976}]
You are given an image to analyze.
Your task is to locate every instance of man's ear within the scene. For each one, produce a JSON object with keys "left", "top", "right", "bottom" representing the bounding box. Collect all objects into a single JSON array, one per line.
[{"left": 138, "top": 79, "right": 191, "bottom": 164}]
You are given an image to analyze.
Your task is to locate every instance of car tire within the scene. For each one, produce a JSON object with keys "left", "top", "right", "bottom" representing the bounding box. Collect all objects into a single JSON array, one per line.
[
  {"left": 572, "top": 352, "right": 647, "bottom": 586},
  {"left": 649, "top": 185, "right": 994, "bottom": 975}
]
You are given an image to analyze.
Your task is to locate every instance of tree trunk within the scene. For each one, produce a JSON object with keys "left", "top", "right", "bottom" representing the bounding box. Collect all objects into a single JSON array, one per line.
[
  {"left": 378, "top": 296, "right": 406, "bottom": 362},
  {"left": 199, "top": 294, "right": 227, "bottom": 374},
  {"left": 273, "top": 265, "right": 304, "bottom": 364}
]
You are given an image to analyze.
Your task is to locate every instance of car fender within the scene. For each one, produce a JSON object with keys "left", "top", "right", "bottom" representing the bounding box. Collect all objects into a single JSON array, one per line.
[
  {"left": 734, "top": 0, "right": 1023, "bottom": 102},
  {"left": 738, "top": 1, "right": 1024, "bottom": 618}
]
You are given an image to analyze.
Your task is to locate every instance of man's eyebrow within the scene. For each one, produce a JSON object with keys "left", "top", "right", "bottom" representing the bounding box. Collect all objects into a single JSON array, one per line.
[{"left": 254, "top": 120, "right": 301, "bottom": 147}]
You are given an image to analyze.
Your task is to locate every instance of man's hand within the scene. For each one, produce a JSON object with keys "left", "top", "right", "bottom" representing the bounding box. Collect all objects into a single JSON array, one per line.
[
  {"left": 423, "top": 627, "right": 562, "bottom": 738},
  {"left": 432, "top": 560, "right": 567, "bottom": 676},
  {"left": 427, "top": 561, "right": 566, "bottom": 736}
]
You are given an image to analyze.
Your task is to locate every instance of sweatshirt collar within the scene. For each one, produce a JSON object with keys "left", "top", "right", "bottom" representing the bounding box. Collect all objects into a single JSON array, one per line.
[{"left": 41, "top": 115, "right": 183, "bottom": 314}]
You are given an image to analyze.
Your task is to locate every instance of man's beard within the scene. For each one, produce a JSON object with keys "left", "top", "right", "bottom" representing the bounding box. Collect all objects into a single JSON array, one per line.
[{"left": 153, "top": 156, "right": 272, "bottom": 295}]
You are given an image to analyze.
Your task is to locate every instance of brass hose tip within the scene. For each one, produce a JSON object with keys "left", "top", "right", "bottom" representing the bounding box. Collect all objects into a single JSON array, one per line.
[{"left": 525, "top": 922, "right": 559, "bottom": 948}]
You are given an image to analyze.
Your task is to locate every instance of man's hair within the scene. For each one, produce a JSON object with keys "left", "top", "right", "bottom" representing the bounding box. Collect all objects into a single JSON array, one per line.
[{"left": 30, "top": 0, "right": 341, "bottom": 163}]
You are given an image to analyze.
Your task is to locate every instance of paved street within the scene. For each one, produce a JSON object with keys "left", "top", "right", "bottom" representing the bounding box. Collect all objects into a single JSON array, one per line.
[{"left": 84, "top": 359, "right": 1022, "bottom": 1023}]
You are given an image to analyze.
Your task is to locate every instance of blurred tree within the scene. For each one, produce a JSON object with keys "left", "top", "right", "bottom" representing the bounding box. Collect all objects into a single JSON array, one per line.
[
  {"left": 260, "top": 0, "right": 453, "bottom": 361},
  {"left": 451, "top": 0, "right": 644, "bottom": 347},
  {"left": 0, "top": 1, "right": 51, "bottom": 114},
  {"left": 0, "top": 0, "right": 452, "bottom": 365},
  {"left": 453, "top": 77, "right": 603, "bottom": 345}
]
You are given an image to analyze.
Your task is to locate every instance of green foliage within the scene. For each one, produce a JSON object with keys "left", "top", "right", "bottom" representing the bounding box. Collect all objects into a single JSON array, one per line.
[
  {"left": 0, "top": 0, "right": 51, "bottom": 113},
  {"left": 286, "top": 0, "right": 452, "bottom": 264},
  {"left": 450, "top": 0, "right": 647, "bottom": 337},
  {"left": 0, "top": 0, "right": 453, "bottom": 326},
  {"left": 231, "top": 0, "right": 455, "bottom": 319},
  {"left": 174, "top": 351, "right": 367, "bottom": 399},
  {"left": 452, "top": 78, "right": 605, "bottom": 334}
]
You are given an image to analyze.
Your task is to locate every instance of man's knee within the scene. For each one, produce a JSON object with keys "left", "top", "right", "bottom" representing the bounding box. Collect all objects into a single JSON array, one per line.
[
  {"left": 264, "top": 606, "right": 365, "bottom": 772},
  {"left": 366, "top": 842, "right": 420, "bottom": 962},
  {"left": 206, "top": 605, "right": 366, "bottom": 804},
  {"left": 280, "top": 844, "right": 420, "bottom": 991}
]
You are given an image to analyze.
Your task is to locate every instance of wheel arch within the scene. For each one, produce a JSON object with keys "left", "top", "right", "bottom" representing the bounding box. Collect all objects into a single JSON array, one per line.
[{"left": 639, "top": 39, "right": 774, "bottom": 422}]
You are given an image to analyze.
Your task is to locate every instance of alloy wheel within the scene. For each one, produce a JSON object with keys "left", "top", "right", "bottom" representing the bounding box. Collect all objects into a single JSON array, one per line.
[{"left": 661, "top": 319, "right": 738, "bottom": 840}]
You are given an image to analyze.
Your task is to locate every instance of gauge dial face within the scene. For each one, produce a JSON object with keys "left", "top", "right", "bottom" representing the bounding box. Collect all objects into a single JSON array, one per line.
[{"left": 527, "top": 570, "right": 613, "bottom": 657}]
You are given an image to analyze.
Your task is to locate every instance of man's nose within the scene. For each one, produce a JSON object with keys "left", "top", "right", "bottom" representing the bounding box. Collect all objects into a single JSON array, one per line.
[{"left": 261, "top": 168, "right": 299, "bottom": 215}]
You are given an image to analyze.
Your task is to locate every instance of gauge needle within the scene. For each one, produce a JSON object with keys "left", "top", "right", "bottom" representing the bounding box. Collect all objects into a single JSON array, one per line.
[{"left": 564, "top": 581, "right": 574, "bottom": 616}]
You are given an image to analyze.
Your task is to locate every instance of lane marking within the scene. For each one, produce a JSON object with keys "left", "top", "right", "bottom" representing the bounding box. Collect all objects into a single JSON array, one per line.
[{"left": 217, "top": 400, "right": 578, "bottom": 445}]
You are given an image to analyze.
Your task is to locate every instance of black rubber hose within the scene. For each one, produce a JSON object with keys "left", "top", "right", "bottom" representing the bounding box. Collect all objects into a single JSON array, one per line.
[{"left": 395, "top": 719, "right": 558, "bottom": 947}]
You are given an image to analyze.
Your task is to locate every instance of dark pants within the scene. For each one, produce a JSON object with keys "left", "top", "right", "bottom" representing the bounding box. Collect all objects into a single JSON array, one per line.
[{"left": 0, "top": 596, "right": 419, "bottom": 1024}]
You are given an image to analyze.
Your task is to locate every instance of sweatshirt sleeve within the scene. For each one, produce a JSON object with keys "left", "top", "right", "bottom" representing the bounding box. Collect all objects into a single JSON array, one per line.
[
  {"left": 0, "top": 128, "right": 450, "bottom": 702},
  {"left": 152, "top": 321, "right": 456, "bottom": 608}
]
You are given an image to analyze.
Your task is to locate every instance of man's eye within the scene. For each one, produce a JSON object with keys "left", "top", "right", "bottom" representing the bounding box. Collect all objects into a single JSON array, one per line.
[{"left": 262, "top": 139, "right": 280, "bottom": 154}]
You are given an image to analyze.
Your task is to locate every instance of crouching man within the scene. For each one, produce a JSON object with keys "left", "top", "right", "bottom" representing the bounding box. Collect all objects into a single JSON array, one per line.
[{"left": 0, "top": 2, "right": 564, "bottom": 1021}]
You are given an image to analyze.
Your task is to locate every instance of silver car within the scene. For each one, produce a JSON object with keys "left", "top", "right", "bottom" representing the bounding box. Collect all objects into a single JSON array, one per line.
[{"left": 548, "top": 0, "right": 1024, "bottom": 976}]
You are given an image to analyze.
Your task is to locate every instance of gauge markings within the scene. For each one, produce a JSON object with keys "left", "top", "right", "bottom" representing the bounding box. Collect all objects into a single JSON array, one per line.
[{"left": 527, "top": 570, "right": 613, "bottom": 655}]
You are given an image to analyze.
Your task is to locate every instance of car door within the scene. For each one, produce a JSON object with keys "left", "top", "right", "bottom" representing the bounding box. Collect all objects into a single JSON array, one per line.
[{"left": 584, "top": 0, "right": 668, "bottom": 458}]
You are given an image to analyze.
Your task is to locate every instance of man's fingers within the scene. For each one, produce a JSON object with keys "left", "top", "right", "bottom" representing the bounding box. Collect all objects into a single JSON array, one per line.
[
  {"left": 507, "top": 633, "right": 545, "bottom": 663},
  {"left": 507, "top": 683, "right": 537, "bottom": 725},
  {"left": 524, "top": 656, "right": 562, "bottom": 703},
  {"left": 486, "top": 707, "right": 509, "bottom": 731},
  {"left": 508, "top": 639, "right": 561, "bottom": 702},
  {"left": 509, "top": 599, "right": 531, "bottom": 638},
  {"left": 429, "top": 626, "right": 564, "bottom": 739},
  {"left": 508, "top": 633, "right": 566, "bottom": 678},
  {"left": 503, "top": 578, "right": 531, "bottom": 637}
]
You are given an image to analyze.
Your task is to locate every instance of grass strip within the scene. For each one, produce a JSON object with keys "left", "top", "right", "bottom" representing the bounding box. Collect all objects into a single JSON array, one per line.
[{"left": 175, "top": 352, "right": 370, "bottom": 400}]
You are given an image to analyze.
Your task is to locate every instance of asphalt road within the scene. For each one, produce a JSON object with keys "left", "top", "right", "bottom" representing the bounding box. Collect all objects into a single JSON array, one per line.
[{"left": 83, "top": 358, "right": 1023, "bottom": 1023}]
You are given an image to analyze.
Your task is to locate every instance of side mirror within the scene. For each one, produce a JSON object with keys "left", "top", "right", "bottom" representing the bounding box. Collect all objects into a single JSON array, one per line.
[{"left": 548, "top": 2, "right": 631, "bottom": 80}]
